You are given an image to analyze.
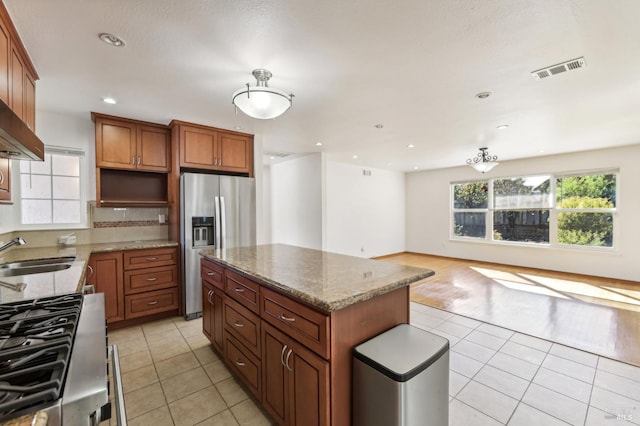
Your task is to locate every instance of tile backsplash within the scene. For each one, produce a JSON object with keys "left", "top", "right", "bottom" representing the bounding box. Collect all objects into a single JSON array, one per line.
[{"left": 0, "top": 203, "right": 170, "bottom": 248}]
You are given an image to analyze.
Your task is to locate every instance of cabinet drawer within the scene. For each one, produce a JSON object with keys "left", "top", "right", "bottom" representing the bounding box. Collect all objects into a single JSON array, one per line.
[
  {"left": 225, "top": 334, "right": 261, "bottom": 401},
  {"left": 125, "top": 265, "right": 177, "bottom": 295},
  {"left": 125, "top": 288, "right": 179, "bottom": 319},
  {"left": 224, "top": 297, "right": 260, "bottom": 357},
  {"left": 124, "top": 247, "right": 177, "bottom": 270},
  {"left": 225, "top": 270, "right": 260, "bottom": 314},
  {"left": 201, "top": 259, "right": 224, "bottom": 290},
  {"left": 261, "top": 287, "right": 330, "bottom": 359}
]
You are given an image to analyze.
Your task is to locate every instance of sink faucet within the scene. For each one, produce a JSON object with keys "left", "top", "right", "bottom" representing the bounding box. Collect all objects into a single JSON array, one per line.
[{"left": 0, "top": 237, "right": 26, "bottom": 253}]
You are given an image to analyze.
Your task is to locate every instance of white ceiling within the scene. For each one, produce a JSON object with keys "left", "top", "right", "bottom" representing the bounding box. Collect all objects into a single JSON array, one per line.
[{"left": 5, "top": 0, "right": 640, "bottom": 172}]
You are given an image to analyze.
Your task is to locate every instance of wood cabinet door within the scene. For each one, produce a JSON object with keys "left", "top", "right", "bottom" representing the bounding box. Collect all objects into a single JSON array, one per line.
[
  {"left": 218, "top": 133, "right": 252, "bottom": 174},
  {"left": 9, "top": 44, "right": 23, "bottom": 120},
  {"left": 137, "top": 124, "right": 170, "bottom": 171},
  {"left": 202, "top": 281, "right": 213, "bottom": 340},
  {"left": 90, "top": 252, "right": 125, "bottom": 324},
  {"left": 0, "top": 158, "right": 10, "bottom": 202},
  {"left": 262, "top": 323, "right": 288, "bottom": 426},
  {"left": 288, "top": 338, "right": 329, "bottom": 426},
  {"left": 179, "top": 125, "right": 217, "bottom": 169},
  {"left": 23, "top": 71, "right": 35, "bottom": 130},
  {"left": 212, "top": 290, "right": 225, "bottom": 353},
  {"left": 0, "top": 16, "right": 9, "bottom": 105},
  {"left": 96, "top": 118, "right": 137, "bottom": 169}
]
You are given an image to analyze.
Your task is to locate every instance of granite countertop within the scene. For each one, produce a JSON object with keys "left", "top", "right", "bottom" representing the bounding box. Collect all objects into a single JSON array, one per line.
[
  {"left": 0, "top": 239, "right": 178, "bottom": 304},
  {"left": 200, "top": 244, "right": 434, "bottom": 312}
]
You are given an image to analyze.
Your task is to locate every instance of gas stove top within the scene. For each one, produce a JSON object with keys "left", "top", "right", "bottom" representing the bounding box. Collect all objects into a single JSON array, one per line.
[{"left": 0, "top": 294, "right": 82, "bottom": 420}]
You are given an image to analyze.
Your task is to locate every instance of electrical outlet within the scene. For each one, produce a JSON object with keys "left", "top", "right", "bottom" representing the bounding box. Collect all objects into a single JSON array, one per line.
[{"left": 159, "top": 214, "right": 166, "bottom": 224}]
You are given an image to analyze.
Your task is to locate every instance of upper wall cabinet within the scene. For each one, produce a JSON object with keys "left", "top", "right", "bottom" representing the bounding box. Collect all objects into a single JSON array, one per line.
[
  {"left": 171, "top": 121, "right": 254, "bottom": 176},
  {"left": 93, "top": 113, "right": 171, "bottom": 172},
  {"left": 0, "top": 2, "right": 39, "bottom": 131}
]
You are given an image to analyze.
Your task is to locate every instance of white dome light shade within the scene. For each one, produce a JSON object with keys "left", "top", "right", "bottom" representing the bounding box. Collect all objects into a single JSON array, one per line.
[{"left": 232, "top": 69, "right": 293, "bottom": 120}]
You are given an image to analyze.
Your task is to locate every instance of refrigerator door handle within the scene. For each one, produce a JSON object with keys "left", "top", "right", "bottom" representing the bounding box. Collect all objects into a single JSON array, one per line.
[
  {"left": 220, "top": 196, "right": 227, "bottom": 249},
  {"left": 214, "top": 196, "right": 221, "bottom": 248}
]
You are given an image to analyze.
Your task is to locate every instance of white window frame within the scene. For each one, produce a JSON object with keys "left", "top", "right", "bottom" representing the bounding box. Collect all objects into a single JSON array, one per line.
[
  {"left": 450, "top": 169, "right": 619, "bottom": 251},
  {"left": 16, "top": 146, "right": 87, "bottom": 230}
]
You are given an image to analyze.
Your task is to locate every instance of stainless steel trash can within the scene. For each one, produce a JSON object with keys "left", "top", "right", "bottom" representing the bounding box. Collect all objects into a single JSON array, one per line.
[{"left": 353, "top": 323, "right": 449, "bottom": 426}]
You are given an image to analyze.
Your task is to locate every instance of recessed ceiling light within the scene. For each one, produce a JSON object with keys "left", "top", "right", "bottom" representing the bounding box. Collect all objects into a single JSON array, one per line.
[
  {"left": 386, "top": 162, "right": 392, "bottom": 166},
  {"left": 413, "top": 166, "right": 419, "bottom": 170},
  {"left": 374, "top": 124, "right": 384, "bottom": 129},
  {"left": 269, "top": 156, "right": 275, "bottom": 160},
  {"left": 407, "top": 144, "right": 415, "bottom": 148},
  {"left": 496, "top": 124, "right": 509, "bottom": 130},
  {"left": 315, "top": 142, "right": 323, "bottom": 146},
  {"left": 539, "top": 149, "right": 545, "bottom": 153},
  {"left": 352, "top": 155, "right": 358, "bottom": 159},
  {"left": 103, "top": 97, "right": 116, "bottom": 104},
  {"left": 99, "top": 33, "right": 126, "bottom": 47},
  {"left": 475, "top": 92, "right": 491, "bottom": 99}
]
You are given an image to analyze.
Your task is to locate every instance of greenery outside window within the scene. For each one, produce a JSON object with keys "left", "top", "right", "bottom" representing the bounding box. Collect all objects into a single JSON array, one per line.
[
  {"left": 556, "top": 173, "right": 616, "bottom": 247},
  {"left": 451, "top": 171, "right": 617, "bottom": 248}
]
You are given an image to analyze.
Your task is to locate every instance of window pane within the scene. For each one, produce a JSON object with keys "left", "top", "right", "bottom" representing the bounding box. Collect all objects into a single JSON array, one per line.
[
  {"left": 494, "top": 176, "right": 551, "bottom": 208},
  {"left": 52, "top": 155, "right": 80, "bottom": 176},
  {"left": 558, "top": 212, "right": 613, "bottom": 247},
  {"left": 53, "top": 176, "right": 80, "bottom": 199},
  {"left": 454, "top": 212, "right": 486, "bottom": 238},
  {"left": 53, "top": 200, "right": 81, "bottom": 223},
  {"left": 21, "top": 200, "right": 52, "bottom": 224},
  {"left": 453, "top": 182, "right": 488, "bottom": 208},
  {"left": 556, "top": 174, "right": 616, "bottom": 208},
  {"left": 493, "top": 210, "right": 549, "bottom": 243},
  {"left": 20, "top": 174, "right": 51, "bottom": 199},
  {"left": 30, "top": 154, "right": 52, "bottom": 175}
]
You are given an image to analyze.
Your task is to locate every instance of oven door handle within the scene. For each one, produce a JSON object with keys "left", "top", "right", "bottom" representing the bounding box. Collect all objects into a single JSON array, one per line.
[{"left": 109, "top": 344, "right": 128, "bottom": 426}]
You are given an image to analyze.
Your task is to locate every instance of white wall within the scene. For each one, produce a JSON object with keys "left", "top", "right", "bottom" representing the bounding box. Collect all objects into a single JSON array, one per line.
[
  {"left": 270, "top": 154, "right": 323, "bottom": 249},
  {"left": 325, "top": 161, "right": 405, "bottom": 258},
  {"left": 406, "top": 144, "right": 640, "bottom": 281}
]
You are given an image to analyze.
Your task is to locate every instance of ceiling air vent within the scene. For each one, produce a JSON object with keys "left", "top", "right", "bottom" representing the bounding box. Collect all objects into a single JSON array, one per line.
[
  {"left": 264, "top": 151, "right": 292, "bottom": 159},
  {"left": 531, "top": 57, "right": 586, "bottom": 80}
]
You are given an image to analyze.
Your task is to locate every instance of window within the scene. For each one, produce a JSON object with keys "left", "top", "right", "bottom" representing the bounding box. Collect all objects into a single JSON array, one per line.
[
  {"left": 556, "top": 173, "right": 616, "bottom": 247},
  {"left": 493, "top": 176, "right": 550, "bottom": 244},
  {"left": 20, "top": 148, "right": 83, "bottom": 225},
  {"left": 452, "top": 182, "right": 488, "bottom": 238},
  {"left": 451, "top": 170, "right": 618, "bottom": 248}
]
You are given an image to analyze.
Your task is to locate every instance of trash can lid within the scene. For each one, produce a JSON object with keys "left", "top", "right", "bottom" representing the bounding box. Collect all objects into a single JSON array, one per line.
[{"left": 353, "top": 324, "right": 449, "bottom": 382}]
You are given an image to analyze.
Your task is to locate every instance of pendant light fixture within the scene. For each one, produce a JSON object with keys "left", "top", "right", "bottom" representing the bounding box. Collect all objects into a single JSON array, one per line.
[
  {"left": 232, "top": 69, "right": 294, "bottom": 120},
  {"left": 467, "top": 147, "right": 499, "bottom": 173}
]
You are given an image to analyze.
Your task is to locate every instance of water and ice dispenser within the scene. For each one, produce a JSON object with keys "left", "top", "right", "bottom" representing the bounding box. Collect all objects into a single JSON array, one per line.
[{"left": 192, "top": 216, "right": 214, "bottom": 247}]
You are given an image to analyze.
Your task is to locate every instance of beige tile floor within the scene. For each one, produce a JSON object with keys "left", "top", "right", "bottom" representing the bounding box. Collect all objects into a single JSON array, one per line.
[{"left": 103, "top": 316, "right": 273, "bottom": 426}]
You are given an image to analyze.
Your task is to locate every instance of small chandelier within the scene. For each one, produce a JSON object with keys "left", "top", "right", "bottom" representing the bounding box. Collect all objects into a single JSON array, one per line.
[
  {"left": 232, "top": 69, "right": 294, "bottom": 120},
  {"left": 466, "top": 147, "right": 499, "bottom": 173}
]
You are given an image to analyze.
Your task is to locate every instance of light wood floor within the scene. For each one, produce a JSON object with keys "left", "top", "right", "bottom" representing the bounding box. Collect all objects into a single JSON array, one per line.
[{"left": 379, "top": 253, "right": 640, "bottom": 366}]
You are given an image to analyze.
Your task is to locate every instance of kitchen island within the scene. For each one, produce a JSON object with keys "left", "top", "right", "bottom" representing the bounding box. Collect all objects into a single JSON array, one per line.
[{"left": 200, "top": 244, "right": 434, "bottom": 426}]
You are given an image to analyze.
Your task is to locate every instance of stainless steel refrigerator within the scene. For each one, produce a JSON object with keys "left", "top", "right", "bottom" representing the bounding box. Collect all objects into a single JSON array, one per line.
[{"left": 180, "top": 172, "right": 256, "bottom": 319}]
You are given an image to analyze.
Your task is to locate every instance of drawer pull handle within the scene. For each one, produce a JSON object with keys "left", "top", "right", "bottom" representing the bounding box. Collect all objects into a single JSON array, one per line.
[
  {"left": 207, "top": 271, "right": 215, "bottom": 276},
  {"left": 234, "top": 287, "right": 245, "bottom": 293},
  {"left": 233, "top": 321, "right": 244, "bottom": 328},
  {"left": 146, "top": 277, "right": 158, "bottom": 281},
  {"left": 280, "top": 313, "right": 296, "bottom": 322},
  {"left": 147, "top": 301, "right": 159, "bottom": 305},
  {"left": 146, "top": 257, "right": 158, "bottom": 261},
  {"left": 235, "top": 359, "right": 246, "bottom": 367}
]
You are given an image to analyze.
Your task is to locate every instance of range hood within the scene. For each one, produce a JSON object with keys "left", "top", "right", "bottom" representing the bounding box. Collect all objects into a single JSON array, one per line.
[{"left": 0, "top": 98, "right": 44, "bottom": 161}]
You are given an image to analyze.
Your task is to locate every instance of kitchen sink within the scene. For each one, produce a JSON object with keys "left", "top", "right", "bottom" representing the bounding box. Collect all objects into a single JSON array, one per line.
[{"left": 0, "top": 257, "right": 75, "bottom": 277}]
